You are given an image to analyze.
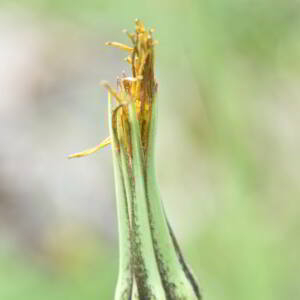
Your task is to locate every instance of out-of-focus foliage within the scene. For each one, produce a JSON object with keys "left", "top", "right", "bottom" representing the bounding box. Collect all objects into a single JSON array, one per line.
[{"left": 0, "top": 0, "right": 299, "bottom": 299}]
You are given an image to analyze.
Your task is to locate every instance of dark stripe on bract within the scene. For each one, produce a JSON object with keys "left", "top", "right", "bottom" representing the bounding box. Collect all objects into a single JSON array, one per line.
[
  {"left": 167, "top": 221, "right": 201, "bottom": 300},
  {"left": 145, "top": 198, "right": 173, "bottom": 299},
  {"left": 143, "top": 118, "right": 175, "bottom": 299},
  {"left": 130, "top": 195, "right": 155, "bottom": 300},
  {"left": 152, "top": 237, "right": 176, "bottom": 300},
  {"left": 143, "top": 184, "right": 175, "bottom": 299},
  {"left": 113, "top": 122, "right": 133, "bottom": 300},
  {"left": 123, "top": 119, "right": 154, "bottom": 300}
]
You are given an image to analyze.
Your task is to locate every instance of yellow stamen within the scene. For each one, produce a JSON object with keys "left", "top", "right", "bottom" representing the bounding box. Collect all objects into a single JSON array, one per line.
[
  {"left": 105, "top": 42, "right": 133, "bottom": 52},
  {"left": 68, "top": 137, "right": 111, "bottom": 159},
  {"left": 124, "top": 56, "right": 132, "bottom": 64},
  {"left": 121, "top": 76, "right": 143, "bottom": 82}
]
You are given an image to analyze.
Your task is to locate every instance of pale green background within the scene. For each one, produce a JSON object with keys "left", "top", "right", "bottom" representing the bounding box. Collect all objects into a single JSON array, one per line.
[{"left": 0, "top": 0, "right": 299, "bottom": 299}]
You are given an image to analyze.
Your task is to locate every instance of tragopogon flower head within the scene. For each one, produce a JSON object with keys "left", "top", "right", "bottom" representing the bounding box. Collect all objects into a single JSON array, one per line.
[
  {"left": 103, "top": 19, "right": 158, "bottom": 160},
  {"left": 68, "top": 19, "right": 158, "bottom": 160}
]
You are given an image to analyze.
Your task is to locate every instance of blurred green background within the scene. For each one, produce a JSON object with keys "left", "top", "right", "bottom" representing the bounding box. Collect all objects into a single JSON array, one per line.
[{"left": 0, "top": 0, "right": 299, "bottom": 299}]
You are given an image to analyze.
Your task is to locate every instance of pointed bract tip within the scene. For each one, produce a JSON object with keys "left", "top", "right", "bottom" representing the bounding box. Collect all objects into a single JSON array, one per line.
[{"left": 67, "top": 137, "right": 111, "bottom": 159}]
